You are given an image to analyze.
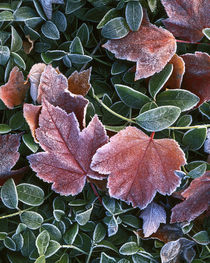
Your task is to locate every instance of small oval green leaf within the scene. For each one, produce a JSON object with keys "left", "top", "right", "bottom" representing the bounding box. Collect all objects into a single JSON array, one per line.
[
  {"left": 182, "top": 128, "right": 207, "bottom": 150},
  {"left": 125, "top": 1, "right": 143, "bottom": 31},
  {"left": 20, "top": 211, "right": 44, "bottom": 230},
  {"left": 1, "top": 179, "right": 18, "bottom": 209},
  {"left": 17, "top": 183, "right": 44, "bottom": 206},
  {"left": 102, "top": 17, "right": 129, "bottom": 39},
  {"left": 41, "top": 21, "right": 60, "bottom": 40}
]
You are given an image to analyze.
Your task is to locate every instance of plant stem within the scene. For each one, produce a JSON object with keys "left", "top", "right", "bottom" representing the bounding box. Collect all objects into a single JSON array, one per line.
[
  {"left": 0, "top": 207, "right": 32, "bottom": 220},
  {"left": 89, "top": 182, "right": 102, "bottom": 204},
  {"left": 86, "top": 245, "right": 94, "bottom": 263},
  {"left": 168, "top": 124, "right": 210, "bottom": 130},
  {"left": 176, "top": 39, "right": 210, "bottom": 45},
  {"left": 94, "top": 95, "right": 135, "bottom": 123},
  {"left": 0, "top": 166, "right": 29, "bottom": 179},
  {"left": 61, "top": 245, "right": 88, "bottom": 255},
  {"left": 150, "top": 132, "right": 155, "bottom": 140}
]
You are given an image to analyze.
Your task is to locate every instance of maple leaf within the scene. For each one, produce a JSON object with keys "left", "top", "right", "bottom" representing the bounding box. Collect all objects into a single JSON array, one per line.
[
  {"left": 0, "top": 67, "right": 29, "bottom": 109},
  {"left": 28, "top": 63, "right": 46, "bottom": 102},
  {"left": 171, "top": 171, "right": 210, "bottom": 223},
  {"left": 23, "top": 103, "right": 42, "bottom": 142},
  {"left": 161, "top": 0, "right": 210, "bottom": 42},
  {"left": 68, "top": 68, "right": 92, "bottom": 96},
  {"left": 91, "top": 126, "right": 186, "bottom": 209},
  {"left": 39, "top": 0, "right": 64, "bottom": 19},
  {"left": 103, "top": 10, "right": 176, "bottom": 80},
  {"left": 140, "top": 202, "right": 166, "bottom": 237},
  {"left": 181, "top": 52, "right": 210, "bottom": 106},
  {"left": 165, "top": 54, "right": 185, "bottom": 89},
  {"left": 28, "top": 99, "right": 108, "bottom": 196}
]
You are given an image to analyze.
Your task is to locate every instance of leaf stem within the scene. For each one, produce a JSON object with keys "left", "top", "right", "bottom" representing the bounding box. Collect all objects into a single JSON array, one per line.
[
  {"left": 150, "top": 132, "right": 155, "bottom": 140},
  {"left": 168, "top": 124, "right": 210, "bottom": 130},
  {"left": 0, "top": 207, "right": 32, "bottom": 220},
  {"left": 89, "top": 182, "right": 102, "bottom": 204},
  {"left": 86, "top": 245, "right": 94, "bottom": 263},
  {"left": 0, "top": 166, "right": 29, "bottom": 179},
  {"left": 93, "top": 95, "right": 135, "bottom": 123},
  {"left": 176, "top": 39, "right": 210, "bottom": 45},
  {"left": 61, "top": 245, "right": 88, "bottom": 255}
]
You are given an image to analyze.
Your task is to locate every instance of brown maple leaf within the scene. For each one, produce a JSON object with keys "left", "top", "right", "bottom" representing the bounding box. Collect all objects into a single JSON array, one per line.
[
  {"left": 103, "top": 10, "right": 176, "bottom": 80},
  {"left": 28, "top": 99, "right": 108, "bottom": 196},
  {"left": 171, "top": 171, "right": 210, "bottom": 223},
  {"left": 0, "top": 67, "right": 29, "bottom": 109},
  {"left": 68, "top": 68, "right": 92, "bottom": 96},
  {"left": 161, "top": 0, "right": 210, "bottom": 42},
  {"left": 91, "top": 127, "right": 186, "bottom": 209},
  {"left": 181, "top": 52, "right": 210, "bottom": 106}
]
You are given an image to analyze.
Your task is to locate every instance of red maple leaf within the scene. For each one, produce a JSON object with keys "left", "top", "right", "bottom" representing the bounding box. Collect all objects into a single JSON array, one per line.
[
  {"left": 91, "top": 127, "right": 186, "bottom": 209},
  {"left": 28, "top": 99, "right": 108, "bottom": 195},
  {"left": 103, "top": 10, "right": 176, "bottom": 80},
  {"left": 181, "top": 52, "right": 210, "bottom": 106},
  {"left": 171, "top": 171, "right": 210, "bottom": 223},
  {"left": 161, "top": 0, "right": 210, "bottom": 42}
]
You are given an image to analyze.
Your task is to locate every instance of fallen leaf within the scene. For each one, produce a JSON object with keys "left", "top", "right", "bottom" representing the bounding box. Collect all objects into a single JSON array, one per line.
[
  {"left": 23, "top": 103, "right": 42, "bottom": 142},
  {"left": 0, "top": 67, "right": 29, "bottom": 109},
  {"left": 140, "top": 202, "right": 166, "bottom": 237},
  {"left": 39, "top": 0, "right": 64, "bottom": 19},
  {"left": 171, "top": 171, "right": 210, "bottom": 223},
  {"left": 181, "top": 52, "right": 210, "bottom": 106},
  {"left": 28, "top": 99, "right": 108, "bottom": 196},
  {"left": 137, "top": 223, "right": 183, "bottom": 243},
  {"left": 103, "top": 10, "right": 176, "bottom": 80},
  {"left": 28, "top": 63, "right": 46, "bottom": 102},
  {"left": 164, "top": 54, "right": 185, "bottom": 89},
  {"left": 161, "top": 238, "right": 195, "bottom": 263},
  {"left": 161, "top": 0, "right": 210, "bottom": 42},
  {"left": 0, "top": 134, "right": 22, "bottom": 185},
  {"left": 91, "top": 126, "right": 186, "bottom": 209},
  {"left": 23, "top": 35, "right": 34, "bottom": 55},
  {"left": 68, "top": 68, "right": 92, "bottom": 96}
]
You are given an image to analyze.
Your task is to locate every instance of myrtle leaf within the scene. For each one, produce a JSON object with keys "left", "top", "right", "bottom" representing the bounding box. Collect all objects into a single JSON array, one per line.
[{"left": 39, "top": 0, "right": 64, "bottom": 19}]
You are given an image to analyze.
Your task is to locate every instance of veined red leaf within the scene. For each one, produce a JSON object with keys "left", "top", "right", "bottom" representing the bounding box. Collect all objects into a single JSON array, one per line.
[
  {"left": 140, "top": 202, "right": 166, "bottom": 237},
  {"left": 171, "top": 171, "right": 210, "bottom": 223},
  {"left": 0, "top": 67, "right": 29, "bottom": 109},
  {"left": 103, "top": 10, "right": 176, "bottom": 80},
  {"left": 28, "top": 99, "right": 108, "bottom": 196},
  {"left": 161, "top": 0, "right": 210, "bottom": 42},
  {"left": 91, "top": 127, "right": 186, "bottom": 209},
  {"left": 181, "top": 52, "right": 210, "bottom": 107}
]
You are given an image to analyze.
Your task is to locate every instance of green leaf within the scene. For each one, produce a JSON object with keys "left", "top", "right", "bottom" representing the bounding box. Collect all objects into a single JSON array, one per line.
[
  {"left": 148, "top": 0, "right": 157, "bottom": 12},
  {"left": 68, "top": 54, "right": 92, "bottom": 64},
  {"left": 16, "top": 223, "right": 27, "bottom": 234},
  {"left": 188, "top": 163, "right": 207, "bottom": 179},
  {"left": 0, "top": 31, "right": 11, "bottom": 45},
  {"left": 76, "top": 23, "right": 90, "bottom": 46},
  {"left": 70, "top": 37, "right": 84, "bottom": 55},
  {"left": 202, "top": 28, "right": 210, "bottom": 40},
  {"left": 102, "top": 17, "right": 129, "bottom": 39},
  {"left": 41, "top": 21, "right": 60, "bottom": 40},
  {"left": 14, "top": 7, "right": 37, "bottom": 21},
  {"left": 22, "top": 134, "right": 39, "bottom": 153},
  {"left": 0, "top": 232, "right": 7, "bottom": 240},
  {"left": 55, "top": 253, "right": 69, "bottom": 263},
  {"left": 75, "top": 206, "right": 93, "bottom": 225},
  {"left": 52, "top": 11, "right": 67, "bottom": 32},
  {"left": 1, "top": 179, "right": 18, "bottom": 209},
  {"left": 97, "top": 8, "right": 120, "bottom": 29},
  {"left": 4, "top": 237, "right": 16, "bottom": 251},
  {"left": 115, "top": 84, "right": 151, "bottom": 109},
  {"left": 100, "top": 252, "right": 116, "bottom": 263},
  {"left": 119, "top": 242, "right": 139, "bottom": 255},
  {"left": 20, "top": 211, "right": 44, "bottom": 230},
  {"left": 125, "top": 1, "right": 143, "bottom": 31},
  {"left": 93, "top": 223, "right": 106, "bottom": 243},
  {"left": 182, "top": 128, "right": 207, "bottom": 150},
  {"left": 65, "top": 0, "right": 86, "bottom": 14},
  {"left": 156, "top": 89, "right": 200, "bottom": 111},
  {"left": 120, "top": 215, "right": 141, "bottom": 228},
  {"left": 64, "top": 223, "right": 79, "bottom": 245},
  {"left": 12, "top": 233, "right": 23, "bottom": 251},
  {"left": 199, "top": 102, "right": 210, "bottom": 119},
  {"left": 97, "top": 240, "right": 118, "bottom": 253},
  {"left": 21, "top": 229, "right": 36, "bottom": 257},
  {"left": 139, "top": 101, "right": 157, "bottom": 114},
  {"left": 11, "top": 52, "right": 26, "bottom": 70},
  {"left": 35, "top": 255, "right": 46, "bottom": 263},
  {"left": 0, "top": 46, "right": 10, "bottom": 65},
  {"left": 0, "top": 11, "right": 14, "bottom": 21},
  {"left": 111, "top": 61, "right": 128, "bottom": 75},
  {"left": 44, "top": 50, "right": 66, "bottom": 61},
  {"left": 136, "top": 106, "right": 181, "bottom": 132},
  {"left": 176, "top": 115, "right": 192, "bottom": 127},
  {"left": 193, "top": 231, "right": 209, "bottom": 245},
  {"left": 149, "top": 64, "right": 173, "bottom": 99},
  {"left": 36, "top": 230, "right": 50, "bottom": 255},
  {"left": 9, "top": 111, "right": 25, "bottom": 130},
  {"left": 17, "top": 183, "right": 44, "bottom": 206},
  {"left": 11, "top": 26, "right": 22, "bottom": 52},
  {"left": 107, "top": 216, "right": 118, "bottom": 237},
  {"left": 45, "top": 240, "right": 61, "bottom": 258},
  {"left": 41, "top": 224, "right": 62, "bottom": 241},
  {"left": 0, "top": 124, "right": 11, "bottom": 134},
  {"left": 33, "top": 0, "right": 47, "bottom": 21}
]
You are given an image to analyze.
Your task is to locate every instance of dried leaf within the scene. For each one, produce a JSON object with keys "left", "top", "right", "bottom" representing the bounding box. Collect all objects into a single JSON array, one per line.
[
  {"left": 68, "top": 68, "right": 92, "bottom": 96},
  {"left": 161, "top": 0, "right": 210, "bottom": 42},
  {"left": 23, "top": 35, "right": 34, "bottom": 55},
  {"left": 0, "top": 134, "right": 21, "bottom": 185},
  {"left": 164, "top": 54, "right": 185, "bottom": 89},
  {"left": 171, "top": 171, "right": 210, "bottom": 223},
  {"left": 103, "top": 10, "right": 176, "bottom": 80},
  {"left": 28, "top": 99, "right": 108, "bottom": 196},
  {"left": 181, "top": 52, "right": 210, "bottom": 107},
  {"left": 23, "top": 103, "right": 42, "bottom": 142},
  {"left": 140, "top": 202, "right": 166, "bottom": 237},
  {"left": 91, "top": 126, "right": 186, "bottom": 209},
  {"left": 39, "top": 0, "right": 64, "bottom": 19},
  {"left": 160, "top": 238, "right": 195, "bottom": 263},
  {"left": 28, "top": 63, "right": 46, "bottom": 102},
  {"left": 0, "top": 67, "right": 29, "bottom": 109}
]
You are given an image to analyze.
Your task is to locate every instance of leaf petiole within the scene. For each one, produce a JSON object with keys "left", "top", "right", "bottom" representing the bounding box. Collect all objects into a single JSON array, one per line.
[{"left": 168, "top": 124, "right": 210, "bottom": 130}]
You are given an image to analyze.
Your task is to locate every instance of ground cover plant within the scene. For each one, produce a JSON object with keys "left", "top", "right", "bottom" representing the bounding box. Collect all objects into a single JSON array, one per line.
[{"left": 0, "top": 0, "right": 209, "bottom": 262}]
